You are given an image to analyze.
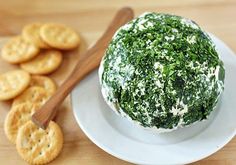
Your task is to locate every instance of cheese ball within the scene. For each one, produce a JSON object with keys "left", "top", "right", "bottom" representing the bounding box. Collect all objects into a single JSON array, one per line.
[{"left": 99, "top": 13, "right": 225, "bottom": 132}]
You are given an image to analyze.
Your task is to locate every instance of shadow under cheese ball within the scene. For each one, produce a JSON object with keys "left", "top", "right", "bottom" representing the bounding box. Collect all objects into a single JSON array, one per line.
[{"left": 99, "top": 12, "right": 225, "bottom": 132}]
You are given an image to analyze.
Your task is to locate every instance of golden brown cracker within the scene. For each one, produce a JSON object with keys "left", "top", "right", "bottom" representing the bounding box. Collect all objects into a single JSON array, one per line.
[
  {"left": 30, "top": 75, "right": 57, "bottom": 96},
  {"left": 12, "top": 86, "right": 50, "bottom": 107},
  {"left": 16, "top": 121, "right": 63, "bottom": 165},
  {"left": 0, "top": 70, "right": 31, "bottom": 101},
  {"left": 4, "top": 102, "right": 41, "bottom": 144},
  {"left": 20, "top": 50, "right": 63, "bottom": 75},
  {"left": 40, "top": 23, "right": 80, "bottom": 50},
  {"left": 22, "top": 23, "right": 50, "bottom": 49},
  {"left": 1, "top": 36, "right": 39, "bottom": 64}
]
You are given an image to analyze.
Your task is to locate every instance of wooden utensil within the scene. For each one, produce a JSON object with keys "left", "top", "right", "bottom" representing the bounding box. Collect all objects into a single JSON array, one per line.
[{"left": 32, "top": 7, "right": 134, "bottom": 129}]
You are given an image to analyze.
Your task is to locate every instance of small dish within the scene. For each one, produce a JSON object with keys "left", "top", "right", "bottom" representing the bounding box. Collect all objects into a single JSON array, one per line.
[{"left": 71, "top": 33, "right": 236, "bottom": 165}]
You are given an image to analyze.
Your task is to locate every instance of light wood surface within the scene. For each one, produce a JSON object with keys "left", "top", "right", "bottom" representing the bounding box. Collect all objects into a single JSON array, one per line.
[{"left": 0, "top": 0, "right": 235, "bottom": 164}]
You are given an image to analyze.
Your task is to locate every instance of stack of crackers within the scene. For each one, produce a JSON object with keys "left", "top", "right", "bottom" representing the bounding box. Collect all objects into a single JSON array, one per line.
[{"left": 0, "top": 23, "right": 80, "bottom": 164}]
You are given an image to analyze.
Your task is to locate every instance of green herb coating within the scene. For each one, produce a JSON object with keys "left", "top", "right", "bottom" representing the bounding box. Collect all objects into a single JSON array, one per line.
[{"left": 99, "top": 13, "right": 225, "bottom": 130}]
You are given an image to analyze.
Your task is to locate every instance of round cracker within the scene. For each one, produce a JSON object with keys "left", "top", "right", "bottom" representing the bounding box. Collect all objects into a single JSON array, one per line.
[
  {"left": 1, "top": 36, "right": 40, "bottom": 64},
  {"left": 40, "top": 23, "right": 80, "bottom": 50},
  {"left": 4, "top": 102, "right": 41, "bottom": 144},
  {"left": 16, "top": 121, "right": 63, "bottom": 165},
  {"left": 22, "top": 23, "right": 50, "bottom": 49},
  {"left": 20, "top": 50, "right": 63, "bottom": 75},
  {"left": 30, "top": 75, "right": 57, "bottom": 96},
  {"left": 0, "top": 70, "right": 31, "bottom": 101},
  {"left": 12, "top": 86, "right": 50, "bottom": 107}
]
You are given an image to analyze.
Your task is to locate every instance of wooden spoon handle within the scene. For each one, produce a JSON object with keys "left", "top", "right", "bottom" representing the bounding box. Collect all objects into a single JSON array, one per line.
[{"left": 32, "top": 7, "right": 134, "bottom": 129}]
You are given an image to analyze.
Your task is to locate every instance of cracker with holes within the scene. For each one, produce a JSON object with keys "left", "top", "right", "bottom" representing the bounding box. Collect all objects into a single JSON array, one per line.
[
  {"left": 30, "top": 75, "right": 57, "bottom": 96},
  {"left": 4, "top": 102, "right": 41, "bottom": 144},
  {"left": 13, "top": 86, "right": 50, "bottom": 107},
  {"left": 16, "top": 121, "right": 63, "bottom": 165},
  {"left": 22, "top": 23, "right": 50, "bottom": 49},
  {"left": 40, "top": 23, "right": 80, "bottom": 50},
  {"left": 1, "top": 36, "right": 40, "bottom": 64},
  {"left": 0, "top": 70, "right": 31, "bottom": 101},
  {"left": 20, "top": 50, "right": 63, "bottom": 75}
]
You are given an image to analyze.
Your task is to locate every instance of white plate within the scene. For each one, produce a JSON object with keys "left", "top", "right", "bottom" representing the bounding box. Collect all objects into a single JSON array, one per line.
[{"left": 71, "top": 33, "right": 236, "bottom": 165}]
